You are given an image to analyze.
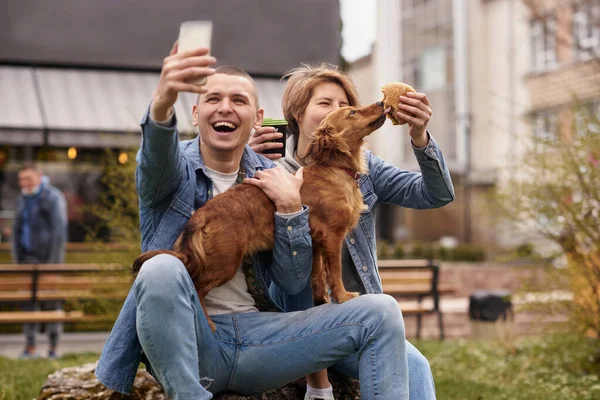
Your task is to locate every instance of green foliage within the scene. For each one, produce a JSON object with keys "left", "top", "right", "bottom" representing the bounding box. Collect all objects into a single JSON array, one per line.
[
  {"left": 393, "top": 242, "right": 405, "bottom": 259},
  {"left": 83, "top": 149, "right": 140, "bottom": 247},
  {"left": 376, "top": 241, "right": 392, "bottom": 259},
  {"left": 492, "top": 104, "right": 600, "bottom": 338},
  {"left": 515, "top": 243, "right": 535, "bottom": 258},
  {"left": 376, "top": 241, "right": 487, "bottom": 262}
]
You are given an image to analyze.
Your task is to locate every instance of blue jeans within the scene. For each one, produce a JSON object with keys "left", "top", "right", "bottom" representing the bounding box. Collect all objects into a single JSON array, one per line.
[
  {"left": 135, "top": 254, "right": 410, "bottom": 400},
  {"left": 271, "top": 281, "right": 437, "bottom": 399}
]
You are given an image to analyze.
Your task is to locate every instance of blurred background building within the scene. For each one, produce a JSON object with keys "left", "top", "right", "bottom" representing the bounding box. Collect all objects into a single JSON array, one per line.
[
  {"left": 1, "top": 0, "right": 598, "bottom": 252},
  {"left": 0, "top": 0, "right": 341, "bottom": 241},
  {"left": 347, "top": 0, "right": 600, "bottom": 252}
]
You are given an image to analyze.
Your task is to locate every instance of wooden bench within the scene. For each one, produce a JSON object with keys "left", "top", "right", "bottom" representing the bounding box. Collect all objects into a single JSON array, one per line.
[
  {"left": 378, "top": 259, "right": 457, "bottom": 340},
  {"left": 0, "top": 263, "right": 132, "bottom": 324}
]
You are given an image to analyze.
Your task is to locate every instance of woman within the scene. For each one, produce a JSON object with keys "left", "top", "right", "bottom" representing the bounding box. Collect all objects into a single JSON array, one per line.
[{"left": 250, "top": 64, "right": 455, "bottom": 400}]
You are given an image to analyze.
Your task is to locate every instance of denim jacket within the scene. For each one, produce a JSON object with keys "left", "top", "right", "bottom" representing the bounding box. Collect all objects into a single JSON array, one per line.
[
  {"left": 348, "top": 136, "right": 454, "bottom": 293},
  {"left": 273, "top": 134, "right": 454, "bottom": 311},
  {"left": 96, "top": 110, "right": 313, "bottom": 394}
]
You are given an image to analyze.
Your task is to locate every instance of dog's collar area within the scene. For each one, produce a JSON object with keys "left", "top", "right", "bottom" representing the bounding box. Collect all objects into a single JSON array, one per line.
[{"left": 340, "top": 168, "right": 360, "bottom": 181}]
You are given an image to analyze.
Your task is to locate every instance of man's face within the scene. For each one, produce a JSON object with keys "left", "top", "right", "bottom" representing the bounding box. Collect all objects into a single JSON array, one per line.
[
  {"left": 192, "top": 73, "right": 263, "bottom": 153},
  {"left": 18, "top": 168, "right": 42, "bottom": 194}
]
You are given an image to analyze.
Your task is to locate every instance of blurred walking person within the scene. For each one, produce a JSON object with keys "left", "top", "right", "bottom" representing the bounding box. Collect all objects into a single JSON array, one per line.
[{"left": 12, "top": 163, "right": 67, "bottom": 358}]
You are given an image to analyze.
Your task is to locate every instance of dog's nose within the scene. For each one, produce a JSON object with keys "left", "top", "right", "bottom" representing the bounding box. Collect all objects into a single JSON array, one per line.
[{"left": 376, "top": 101, "right": 384, "bottom": 107}]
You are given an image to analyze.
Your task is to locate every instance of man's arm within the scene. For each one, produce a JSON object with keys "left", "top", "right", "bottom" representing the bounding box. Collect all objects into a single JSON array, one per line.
[
  {"left": 268, "top": 208, "right": 313, "bottom": 295},
  {"left": 136, "top": 111, "right": 185, "bottom": 208},
  {"left": 245, "top": 166, "right": 312, "bottom": 294},
  {"left": 137, "top": 42, "right": 216, "bottom": 207}
]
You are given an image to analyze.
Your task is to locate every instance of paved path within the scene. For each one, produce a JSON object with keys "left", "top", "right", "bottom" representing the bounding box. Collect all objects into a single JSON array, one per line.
[{"left": 0, "top": 331, "right": 109, "bottom": 359}]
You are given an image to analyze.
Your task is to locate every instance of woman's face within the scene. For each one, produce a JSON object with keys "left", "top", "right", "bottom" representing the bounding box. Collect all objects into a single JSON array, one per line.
[{"left": 298, "top": 82, "right": 350, "bottom": 143}]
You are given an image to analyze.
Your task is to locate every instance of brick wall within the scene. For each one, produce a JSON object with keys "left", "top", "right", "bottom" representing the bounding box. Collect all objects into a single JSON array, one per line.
[
  {"left": 526, "top": 62, "right": 600, "bottom": 110},
  {"left": 437, "top": 261, "right": 564, "bottom": 297}
]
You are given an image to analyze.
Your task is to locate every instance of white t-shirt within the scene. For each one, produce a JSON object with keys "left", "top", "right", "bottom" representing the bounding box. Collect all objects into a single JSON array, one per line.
[{"left": 202, "top": 167, "right": 259, "bottom": 315}]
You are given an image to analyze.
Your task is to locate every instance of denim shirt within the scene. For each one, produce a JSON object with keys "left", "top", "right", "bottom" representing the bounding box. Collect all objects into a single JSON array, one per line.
[
  {"left": 96, "top": 110, "right": 313, "bottom": 394},
  {"left": 272, "top": 134, "right": 455, "bottom": 311}
]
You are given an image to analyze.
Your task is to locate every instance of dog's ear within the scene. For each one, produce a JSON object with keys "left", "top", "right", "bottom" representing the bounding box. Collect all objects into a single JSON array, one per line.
[
  {"left": 310, "top": 122, "right": 352, "bottom": 159},
  {"left": 314, "top": 123, "right": 334, "bottom": 153}
]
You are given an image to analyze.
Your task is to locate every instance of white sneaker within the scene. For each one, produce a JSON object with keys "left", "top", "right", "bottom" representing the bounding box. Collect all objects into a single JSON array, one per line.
[{"left": 304, "top": 393, "right": 335, "bottom": 400}]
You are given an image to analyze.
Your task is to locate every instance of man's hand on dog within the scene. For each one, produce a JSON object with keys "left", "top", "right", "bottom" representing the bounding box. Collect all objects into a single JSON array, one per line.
[
  {"left": 151, "top": 41, "right": 217, "bottom": 123},
  {"left": 395, "top": 92, "right": 432, "bottom": 148},
  {"left": 244, "top": 166, "right": 303, "bottom": 214}
]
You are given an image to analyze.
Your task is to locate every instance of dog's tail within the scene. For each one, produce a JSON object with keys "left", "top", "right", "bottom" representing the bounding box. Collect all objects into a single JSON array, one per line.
[
  {"left": 171, "top": 214, "right": 208, "bottom": 288},
  {"left": 132, "top": 214, "right": 207, "bottom": 292}
]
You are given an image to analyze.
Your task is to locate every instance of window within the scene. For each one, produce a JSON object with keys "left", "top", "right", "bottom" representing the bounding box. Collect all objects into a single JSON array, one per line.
[
  {"left": 533, "top": 110, "right": 559, "bottom": 141},
  {"left": 573, "top": 1, "right": 600, "bottom": 59},
  {"left": 418, "top": 47, "right": 446, "bottom": 91},
  {"left": 531, "top": 15, "right": 557, "bottom": 71}
]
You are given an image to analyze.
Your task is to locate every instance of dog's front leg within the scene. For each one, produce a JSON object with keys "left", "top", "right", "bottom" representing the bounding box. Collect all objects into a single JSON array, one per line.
[{"left": 322, "top": 235, "right": 359, "bottom": 304}]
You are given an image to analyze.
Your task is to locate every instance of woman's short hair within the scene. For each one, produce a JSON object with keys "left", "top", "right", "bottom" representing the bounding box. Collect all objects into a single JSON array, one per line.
[{"left": 281, "top": 63, "right": 360, "bottom": 141}]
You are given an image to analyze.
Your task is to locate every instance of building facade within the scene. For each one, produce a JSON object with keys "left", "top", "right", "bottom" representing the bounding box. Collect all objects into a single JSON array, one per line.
[{"left": 348, "top": 0, "right": 599, "bottom": 252}]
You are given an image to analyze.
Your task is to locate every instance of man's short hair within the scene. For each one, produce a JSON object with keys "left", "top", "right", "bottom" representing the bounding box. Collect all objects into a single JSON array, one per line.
[
  {"left": 199, "top": 65, "right": 260, "bottom": 108},
  {"left": 19, "top": 162, "right": 41, "bottom": 174}
]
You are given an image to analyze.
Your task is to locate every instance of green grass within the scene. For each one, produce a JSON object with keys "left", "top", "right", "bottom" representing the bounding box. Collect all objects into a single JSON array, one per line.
[
  {"left": 417, "top": 334, "right": 600, "bottom": 400},
  {"left": 0, "top": 334, "right": 599, "bottom": 400},
  {"left": 0, "top": 352, "right": 100, "bottom": 400}
]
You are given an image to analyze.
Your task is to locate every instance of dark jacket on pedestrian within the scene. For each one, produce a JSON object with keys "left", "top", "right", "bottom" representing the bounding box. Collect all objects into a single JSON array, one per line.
[{"left": 11, "top": 182, "right": 67, "bottom": 264}]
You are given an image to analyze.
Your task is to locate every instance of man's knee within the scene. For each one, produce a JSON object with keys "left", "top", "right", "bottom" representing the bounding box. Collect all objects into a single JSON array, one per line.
[
  {"left": 135, "top": 253, "right": 191, "bottom": 294},
  {"left": 355, "top": 294, "right": 405, "bottom": 332}
]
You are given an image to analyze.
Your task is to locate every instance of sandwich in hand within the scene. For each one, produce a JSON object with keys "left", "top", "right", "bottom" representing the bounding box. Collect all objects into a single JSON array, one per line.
[{"left": 381, "top": 82, "right": 416, "bottom": 125}]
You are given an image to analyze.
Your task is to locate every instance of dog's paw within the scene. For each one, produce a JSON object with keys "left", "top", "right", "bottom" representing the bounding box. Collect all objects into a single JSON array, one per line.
[
  {"left": 313, "top": 293, "right": 331, "bottom": 306},
  {"left": 333, "top": 291, "right": 360, "bottom": 304}
]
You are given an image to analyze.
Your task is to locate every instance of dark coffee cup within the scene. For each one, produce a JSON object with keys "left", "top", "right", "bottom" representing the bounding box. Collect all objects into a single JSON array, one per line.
[{"left": 261, "top": 118, "right": 287, "bottom": 157}]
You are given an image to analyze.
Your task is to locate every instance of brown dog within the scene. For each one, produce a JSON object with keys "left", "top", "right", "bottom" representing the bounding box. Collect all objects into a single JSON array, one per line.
[{"left": 133, "top": 101, "right": 388, "bottom": 331}]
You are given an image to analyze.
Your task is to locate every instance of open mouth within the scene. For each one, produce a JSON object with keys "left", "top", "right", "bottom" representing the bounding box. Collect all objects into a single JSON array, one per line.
[{"left": 212, "top": 121, "right": 238, "bottom": 133}]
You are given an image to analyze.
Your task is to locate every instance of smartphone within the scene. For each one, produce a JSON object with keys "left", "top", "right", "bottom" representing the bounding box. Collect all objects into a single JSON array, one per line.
[{"left": 177, "top": 21, "right": 213, "bottom": 85}]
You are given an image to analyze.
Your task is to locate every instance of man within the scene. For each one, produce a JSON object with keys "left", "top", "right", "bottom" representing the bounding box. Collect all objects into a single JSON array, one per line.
[
  {"left": 96, "top": 43, "right": 409, "bottom": 400},
  {"left": 12, "top": 164, "right": 67, "bottom": 358}
]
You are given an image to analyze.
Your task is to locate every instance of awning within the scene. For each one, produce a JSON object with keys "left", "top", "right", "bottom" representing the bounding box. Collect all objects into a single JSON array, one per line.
[
  {"left": 0, "top": 66, "right": 286, "bottom": 147},
  {"left": 0, "top": 129, "right": 44, "bottom": 145},
  {"left": 1, "top": 0, "right": 340, "bottom": 76}
]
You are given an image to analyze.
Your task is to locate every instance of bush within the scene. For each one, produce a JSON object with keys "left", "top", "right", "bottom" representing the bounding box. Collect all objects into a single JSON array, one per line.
[
  {"left": 492, "top": 102, "right": 600, "bottom": 338},
  {"left": 376, "top": 241, "right": 486, "bottom": 262}
]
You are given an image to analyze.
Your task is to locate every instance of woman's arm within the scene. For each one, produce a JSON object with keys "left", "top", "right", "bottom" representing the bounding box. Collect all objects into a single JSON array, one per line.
[{"left": 369, "top": 135, "right": 455, "bottom": 208}]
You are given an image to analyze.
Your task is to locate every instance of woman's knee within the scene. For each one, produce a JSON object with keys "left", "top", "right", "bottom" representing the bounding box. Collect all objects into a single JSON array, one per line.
[
  {"left": 407, "top": 342, "right": 432, "bottom": 375},
  {"left": 406, "top": 341, "right": 436, "bottom": 396}
]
